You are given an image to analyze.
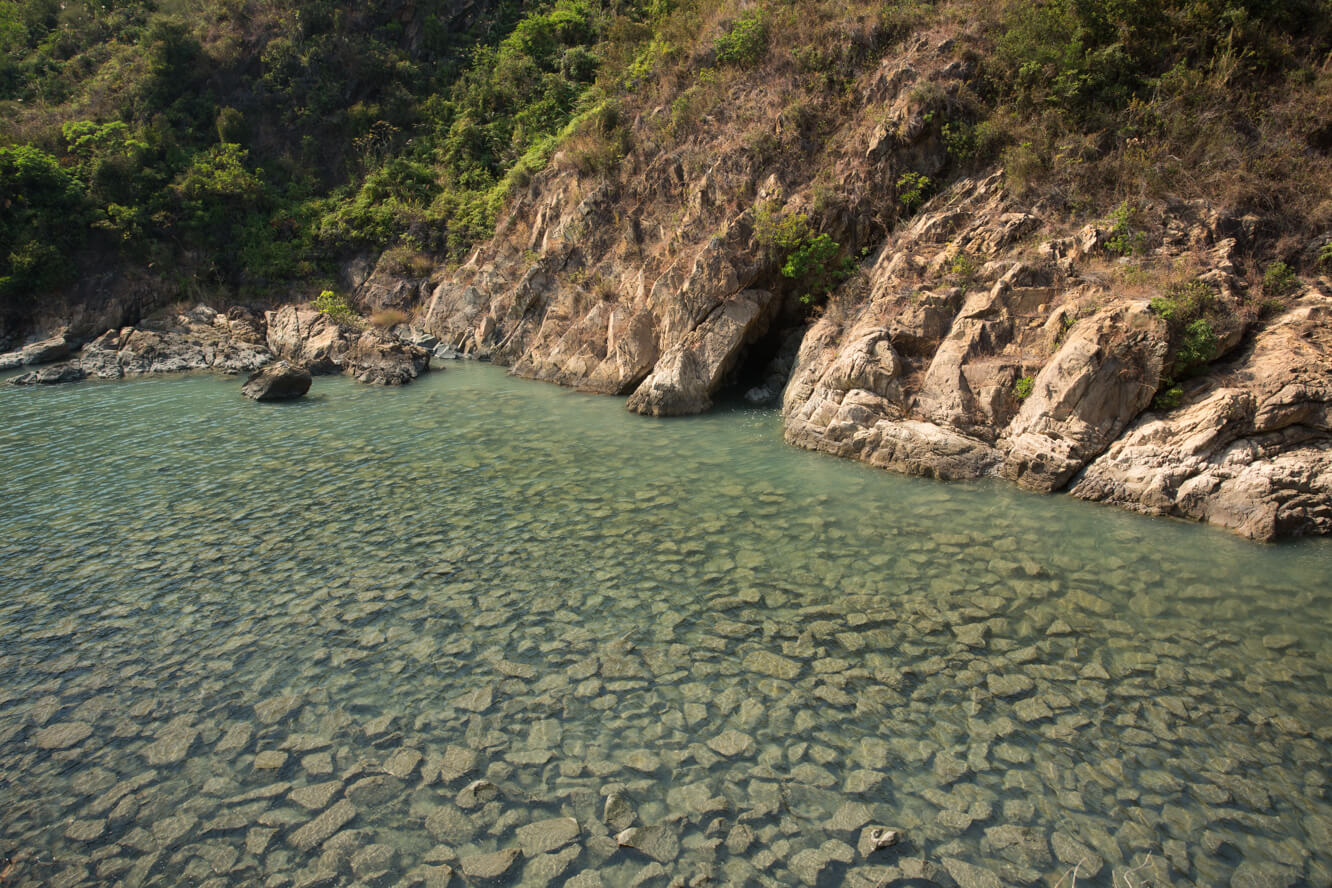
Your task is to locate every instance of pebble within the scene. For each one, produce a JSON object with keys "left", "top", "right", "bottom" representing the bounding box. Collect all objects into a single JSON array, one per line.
[
  {"left": 459, "top": 848, "right": 521, "bottom": 881},
  {"left": 288, "top": 799, "right": 357, "bottom": 851},
  {"left": 32, "top": 721, "right": 92, "bottom": 750},
  {"left": 516, "top": 817, "right": 580, "bottom": 855}
]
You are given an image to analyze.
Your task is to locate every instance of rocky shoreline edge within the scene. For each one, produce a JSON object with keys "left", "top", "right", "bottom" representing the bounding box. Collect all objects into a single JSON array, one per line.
[{"left": 0, "top": 303, "right": 450, "bottom": 391}]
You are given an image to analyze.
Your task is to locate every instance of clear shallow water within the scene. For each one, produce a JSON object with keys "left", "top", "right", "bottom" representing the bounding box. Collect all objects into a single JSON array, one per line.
[{"left": 0, "top": 365, "right": 1330, "bottom": 888}]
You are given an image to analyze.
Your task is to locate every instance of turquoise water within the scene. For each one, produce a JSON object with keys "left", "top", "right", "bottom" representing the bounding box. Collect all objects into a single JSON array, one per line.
[{"left": 1, "top": 364, "right": 1330, "bottom": 887}]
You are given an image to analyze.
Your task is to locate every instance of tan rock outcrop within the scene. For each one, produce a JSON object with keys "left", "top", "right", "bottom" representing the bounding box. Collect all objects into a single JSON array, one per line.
[
  {"left": 626, "top": 289, "right": 775, "bottom": 416},
  {"left": 999, "top": 302, "right": 1168, "bottom": 492},
  {"left": 265, "top": 306, "right": 348, "bottom": 373},
  {"left": 1071, "top": 288, "right": 1332, "bottom": 539}
]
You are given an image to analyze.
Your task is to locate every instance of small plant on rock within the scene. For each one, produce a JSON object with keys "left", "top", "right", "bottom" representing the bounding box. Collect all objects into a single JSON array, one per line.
[
  {"left": 314, "top": 289, "right": 358, "bottom": 325},
  {"left": 1149, "top": 278, "right": 1220, "bottom": 411},
  {"left": 1014, "top": 375, "right": 1035, "bottom": 400},
  {"left": 714, "top": 11, "right": 767, "bottom": 67},
  {"left": 1262, "top": 261, "right": 1298, "bottom": 299},
  {"left": 1105, "top": 202, "right": 1143, "bottom": 256},
  {"left": 897, "top": 171, "right": 934, "bottom": 213}
]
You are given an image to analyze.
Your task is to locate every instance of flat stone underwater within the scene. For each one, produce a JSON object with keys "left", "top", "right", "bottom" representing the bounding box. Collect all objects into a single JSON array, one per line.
[{"left": 0, "top": 364, "right": 1329, "bottom": 888}]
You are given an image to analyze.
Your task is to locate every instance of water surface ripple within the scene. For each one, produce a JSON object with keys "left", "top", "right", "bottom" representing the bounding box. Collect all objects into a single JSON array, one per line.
[{"left": 1, "top": 366, "right": 1330, "bottom": 888}]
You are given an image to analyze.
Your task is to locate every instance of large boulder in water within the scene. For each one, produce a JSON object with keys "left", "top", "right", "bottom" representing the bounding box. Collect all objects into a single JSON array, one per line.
[
  {"left": 343, "top": 329, "right": 430, "bottom": 385},
  {"left": 265, "top": 305, "right": 349, "bottom": 373},
  {"left": 626, "top": 289, "right": 774, "bottom": 416},
  {"left": 242, "top": 361, "right": 312, "bottom": 401}
]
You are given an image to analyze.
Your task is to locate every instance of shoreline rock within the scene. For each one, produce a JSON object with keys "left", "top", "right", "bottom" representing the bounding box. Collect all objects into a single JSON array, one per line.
[{"left": 242, "top": 361, "right": 313, "bottom": 401}]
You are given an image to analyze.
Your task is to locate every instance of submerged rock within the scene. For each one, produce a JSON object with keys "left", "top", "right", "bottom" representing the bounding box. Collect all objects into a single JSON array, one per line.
[
  {"left": 857, "top": 826, "right": 904, "bottom": 858},
  {"left": 242, "top": 360, "right": 312, "bottom": 401},
  {"left": 459, "top": 848, "right": 521, "bottom": 882},
  {"left": 33, "top": 721, "right": 93, "bottom": 749},
  {"left": 616, "top": 824, "right": 679, "bottom": 863}
]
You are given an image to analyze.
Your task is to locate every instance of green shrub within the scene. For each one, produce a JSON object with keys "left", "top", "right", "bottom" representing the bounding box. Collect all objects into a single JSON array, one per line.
[
  {"left": 215, "top": 107, "right": 246, "bottom": 144},
  {"left": 896, "top": 171, "right": 933, "bottom": 213},
  {"left": 1320, "top": 243, "right": 1332, "bottom": 269},
  {"left": 1149, "top": 279, "right": 1215, "bottom": 324},
  {"left": 1174, "top": 318, "right": 1219, "bottom": 375},
  {"left": 0, "top": 144, "right": 88, "bottom": 302},
  {"left": 1152, "top": 385, "right": 1183, "bottom": 411},
  {"left": 1148, "top": 279, "right": 1223, "bottom": 409},
  {"left": 1105, "top": 202, "right": 1143, "bottom": 256},
  {"left": 946, "top": 252, "right": 976, "bottom": 282},
  {"left": 314, "top": 289, "right": 358, "bottom": 325},
  {"left": 713, "top": 11, "right": 766, "bottom": 67},
  {"left": 1262, "top": 261, "right": 1298, "bottom": 298},
  {"left": 942, "top": 121, "right": 976, "bottom": 164},
  {"left": 1014, "top": 375, "right": 1035, "bottom": 400},
  {"left": 782, "top": 232, "right": 848, "bottom": 305}
]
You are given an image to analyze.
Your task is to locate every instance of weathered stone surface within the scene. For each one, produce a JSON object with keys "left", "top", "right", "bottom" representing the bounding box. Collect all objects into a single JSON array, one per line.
[
  {"left": 742, "top": 650, "right": 802, "bottom": 680},
  {"left": 515, "top": 817, "right": 579, "bottom": 856},
  {"left": 603, "top": 792, "right": 636, "bottom": 832},
  {"left": 266, "top": 306, "right": 348, "bottom": 373},
  {"left": 350, "top": 844, "right": 396, "bottom": 879},
  {"left": 941, "top": 857, "right": 1003, "bottom": 888},
  {"left": 1000, "top": 302, "right": 1167, "bottom": 491},
  {"left": 626, "top": 289, "right": 775, "bottom": 416},
  {"left": 459, "top": 848, "right": 521, "bottom": 882},
  {"left": 857, "top": 826, "right": 903, "bottom": 858},
  {"left": 0, "top": 330, "right": 70, "bottom": 369},
  {"left": 343, "top": 328, "right": 430, "bottom": 385},
  {"left": 1072, "top": 290, "right": 1332, "bottom": 540},
  {"left": 254, "top": 694, "right": 302, "bottom": 724},
  {"left": 6, "top": 362, "right": 87, "bottom": 386},
  {"left": 290, "top": 781, "right": 342, "bottom": 811},
  {"left": 788, "top": 840, "right": 855, "bottom": 886},
  {"left": 616, "top": 824, "right": 679, "bottom": 863},
  {"left": 346, "top": 775, "right": 404, "bottom": 808},
  {"left": 289, "top": 799, "right": 357, "bottom": 851},
  {"left": 706, "top": 729, "right": 755, "bottom": 758},
  {"left": 382, "top": 746, "right": 423, "bottom": 780},
  {"left": 33, "top": 721, "right": 92, "bottom": 750},
  {"left": 242, "top": 360, "right": 311, "bottom": 400},
  {"left": 456, "top": 778, "right": 498, "bottom": 809}
]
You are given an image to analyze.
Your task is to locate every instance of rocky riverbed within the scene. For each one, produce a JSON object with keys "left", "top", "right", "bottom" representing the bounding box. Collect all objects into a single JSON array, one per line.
[{"left": 1, "top": 367, "right": 1329, "bottom": 888}]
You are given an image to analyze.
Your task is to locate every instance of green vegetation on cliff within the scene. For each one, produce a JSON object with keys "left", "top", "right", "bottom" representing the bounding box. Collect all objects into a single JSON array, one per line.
[{"left": 2, "top": 0, "right": 1330, "bottom": 329}]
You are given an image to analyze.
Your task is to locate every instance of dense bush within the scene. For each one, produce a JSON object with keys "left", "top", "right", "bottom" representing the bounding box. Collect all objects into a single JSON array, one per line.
[{"left": 0, "top": 145, "right": 88, "bottom": 302}]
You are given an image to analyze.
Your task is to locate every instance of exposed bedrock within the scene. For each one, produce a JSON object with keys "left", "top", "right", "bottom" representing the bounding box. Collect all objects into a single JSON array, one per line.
[{"left": 1071, "top": 290, "right": 1332, "bottom": 540}]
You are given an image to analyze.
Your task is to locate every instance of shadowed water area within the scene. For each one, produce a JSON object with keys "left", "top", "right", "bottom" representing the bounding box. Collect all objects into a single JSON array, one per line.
[{"left": 1, "top": 364, "right": 1330, "bottom": 888}]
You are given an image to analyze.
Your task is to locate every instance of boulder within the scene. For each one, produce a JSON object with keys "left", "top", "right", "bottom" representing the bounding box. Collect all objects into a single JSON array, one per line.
[
  {"left": 242, "top": 361, "right": 312, "bottom": 401},
  {"left": 343, "top": 329, "right": 431, "bottom": 385},
  {"left": 7, "top": 363, "right": 87, "bottom": 386},
  {"left": 0, "top": 329, "right": 72, "bottom": 369},
  {"left": 265, "top": 306, "right": 349, "bottom": 373},
  {"left": 626, "top": 289, "right": 774, "bottom": 416}
]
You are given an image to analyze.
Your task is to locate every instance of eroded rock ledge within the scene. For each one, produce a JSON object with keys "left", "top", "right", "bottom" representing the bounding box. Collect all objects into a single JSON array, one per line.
[{"left": 781, "top": 176, "right": 1330, "bottom": 540}]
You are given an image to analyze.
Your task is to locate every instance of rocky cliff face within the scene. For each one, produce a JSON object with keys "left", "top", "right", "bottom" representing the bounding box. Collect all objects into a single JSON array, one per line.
[{"left": 405, "top": 32, "right": 1331, "bottom": 540}]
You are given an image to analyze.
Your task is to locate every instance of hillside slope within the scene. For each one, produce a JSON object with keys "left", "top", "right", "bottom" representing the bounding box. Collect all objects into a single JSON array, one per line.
[{"left": 411, "top": 0, "right": 1332, "bottom": 537}]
